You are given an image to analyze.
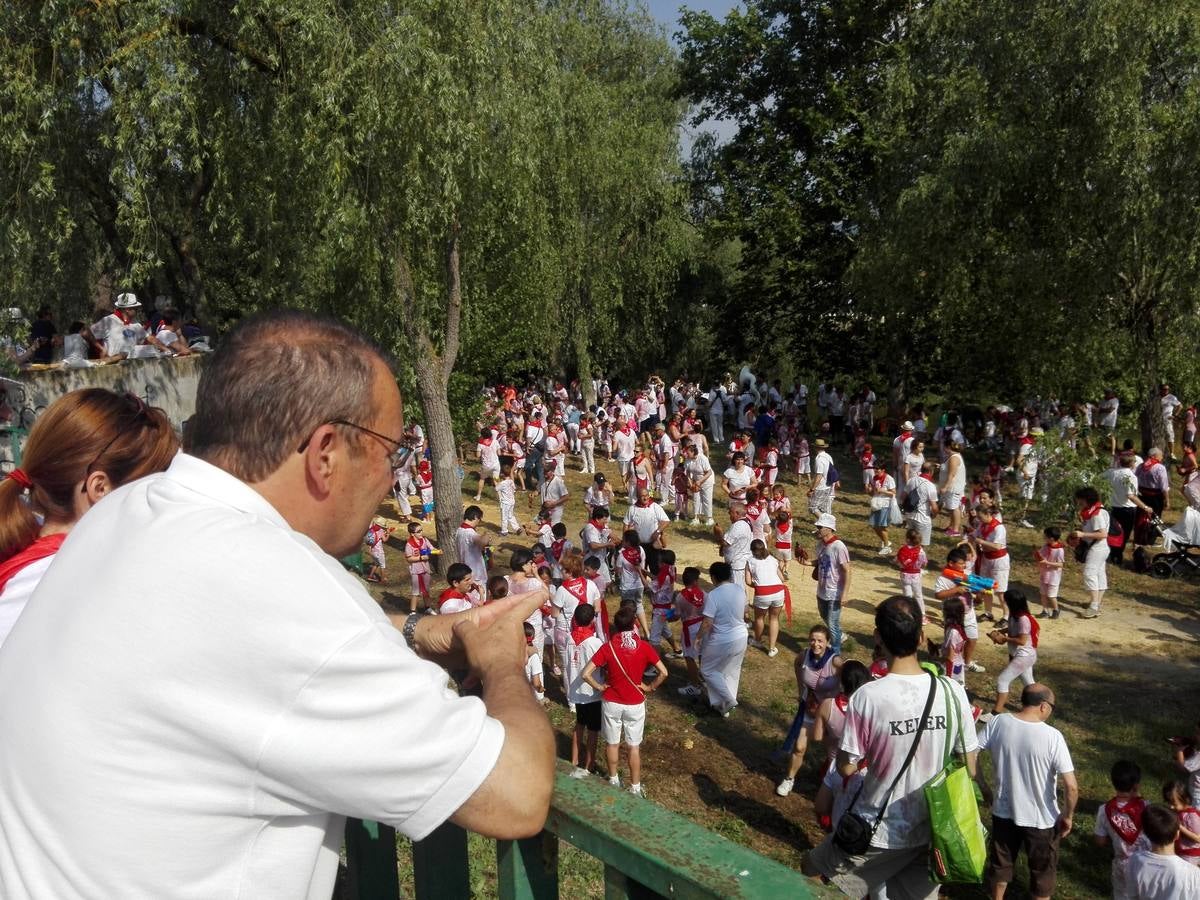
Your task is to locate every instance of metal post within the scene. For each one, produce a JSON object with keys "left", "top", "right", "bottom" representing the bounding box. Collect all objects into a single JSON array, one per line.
[{"left": 497, "top": 831, "right": 559, "bottom": 900}]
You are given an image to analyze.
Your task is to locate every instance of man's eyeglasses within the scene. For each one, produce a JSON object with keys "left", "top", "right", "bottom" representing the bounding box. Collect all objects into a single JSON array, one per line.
[{"left": 299, "top": 420, "right": 407, "bottom": 467}]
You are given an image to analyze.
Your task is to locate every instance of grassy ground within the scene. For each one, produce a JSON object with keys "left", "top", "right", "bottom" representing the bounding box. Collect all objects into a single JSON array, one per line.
[{"left": 364, "top": 437, "right": 1200, "bottom": 898}]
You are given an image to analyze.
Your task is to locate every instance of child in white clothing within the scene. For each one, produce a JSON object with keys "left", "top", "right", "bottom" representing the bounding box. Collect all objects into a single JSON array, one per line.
[
  {"left": 1035, "top": 526, "right": 1064, "bottom": 619},
  {"left": 497, "top": 464, "right": 520, "bottom": 535}
]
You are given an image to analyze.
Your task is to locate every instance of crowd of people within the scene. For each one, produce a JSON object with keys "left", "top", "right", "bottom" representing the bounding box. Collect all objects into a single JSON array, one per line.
[
  {"left": 369, "top": 370, "right": 1199, "bottom": 899},
  {"left": 0, "top": 337, "right": 1195, "bottom": 898},
  {"left": 2, "top": 292, "right": 210, "bottom": 370}
]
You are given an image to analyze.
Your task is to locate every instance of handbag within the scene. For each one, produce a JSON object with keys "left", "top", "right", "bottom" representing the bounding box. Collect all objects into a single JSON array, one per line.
[
  {"left": 834, "top": 672, "right": 937, "bottom": 855},
  {"left": 924, "top": 677, "right": 987, "bottom": 883}
]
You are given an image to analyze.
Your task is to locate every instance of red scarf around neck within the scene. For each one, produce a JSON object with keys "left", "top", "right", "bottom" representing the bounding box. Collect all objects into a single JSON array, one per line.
[
  {"left": 1080, "top": 502, "right": 1103, "bottom": 521},
  {"left": 0, "top": 533, "right": 67, "bottom": 594}
]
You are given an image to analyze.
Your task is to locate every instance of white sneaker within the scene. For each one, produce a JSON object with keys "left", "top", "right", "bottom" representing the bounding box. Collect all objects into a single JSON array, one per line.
[
  {"left": 704, "top": 519, "right": 715, "bottom": 527},
  {"left": 966, "top": 661, "right": 986, "bottom": 673},
  {"left": 608, "top": 775, "right": 621, "bottom": 788},
  {"left": 767, "top": 646, "right": 779, "bottom": 658},
  {"left": 1019, "top": 519, "right": 1035, "bottom": 529},
  {"left": 776, "top": 777, "right": 794, "bottom": 797},
  {"left": 629, "top": 784, "right": 645, "bottom": 798},
  {"left": 689, "top": 518, "right": 701, "bottom": 526},
  {"left": 677, "top": 685, "right": 702, "bottom": 697},
  {"left": 570, "top": 766, "right": 590, "bottom": 779}
]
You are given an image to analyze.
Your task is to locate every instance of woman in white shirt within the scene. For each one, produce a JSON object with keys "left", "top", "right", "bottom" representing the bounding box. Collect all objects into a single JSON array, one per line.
[
  {"left": 1072, "top": 486, "right": 1111, "bottom": 619},
  {"left": 745, "top": 539, "right": 785, "bottom": 657},
  {"left": 722, "top": 452, "right": 757, "bottom": 507},
  {"left": 0, "top": 390, "right": 178, "bottom": 648}
]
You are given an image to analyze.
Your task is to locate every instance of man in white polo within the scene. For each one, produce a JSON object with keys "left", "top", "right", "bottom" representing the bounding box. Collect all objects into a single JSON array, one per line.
[
  {"left": 624, "top": 485, "right": 670, "bottom": 574},
  {"left": 0, "top": 310, "right": 553, "bottom": 899}
]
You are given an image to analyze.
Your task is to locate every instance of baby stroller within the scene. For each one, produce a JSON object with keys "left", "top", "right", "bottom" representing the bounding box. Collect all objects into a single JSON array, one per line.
[{"left": 1150, "top": 541, "right": 1200, "bottom": 580}]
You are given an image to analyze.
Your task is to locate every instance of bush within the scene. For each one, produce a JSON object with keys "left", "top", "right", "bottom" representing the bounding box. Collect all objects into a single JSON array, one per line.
[{"left": 1031, "top": 432, "right": 1111, "bottom": 528}]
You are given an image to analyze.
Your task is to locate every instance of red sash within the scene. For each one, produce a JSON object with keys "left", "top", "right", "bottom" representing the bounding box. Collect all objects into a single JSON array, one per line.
[
  {"left": 0, "top": 533, "right": 67, "bottom": 594},
  {"left": 1104, "top": 797, "right": 1147, "bottom": 846}
]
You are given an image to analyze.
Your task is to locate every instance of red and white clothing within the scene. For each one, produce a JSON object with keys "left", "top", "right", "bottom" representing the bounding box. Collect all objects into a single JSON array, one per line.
[
  {"left": 860, "top": 449, "right": 876, "bottom": 488},
  {"left": 975, "top": 518, "right": 1010, "bottom": 594},
  {"left": 648, "top": 565, "right": 676, "bottom": 647},
  {"left": 745, "top": 501, "right": 770, "bottom": 542},
  {"left": 773, "top": 517, "right": 794, "bottom": 561},
  {"left": 676, "top": 585, "right": 705, "bottom": 660},
  {"left": 405, "top": 535, "right": 434, "bottom": 597},
  {"left": 656, "top": 432, "right": 678, "bottom": 504},
  {"left": 564, "top": 625, "right": 604, "bottom": 708},
  {"left": 723, "top": 465, "right": 753, "bottom": 503},
  {"left": 747, "top": 555, "right": 785, "bottom": 610},
  {"left": 942, "top": 624, "right": 966, "bottom": 684},
  {"left": 497, "top": 477, "right": 519, "bottom": 534},
  {"left": 476, "top": 437, "right": 500, "bottom": 476},
  {"left": 1035, "top": 541, "right": 1065, "bottom": 597},
  {"left": 800, "top": 648, "right": 840, "bottom": 723},
  {"left": 615, "top": 545, "right": 646, "bottom": 594},
  {"left": 552, "top": 576, "right": 602, "bottom": 652},
  {"left": 580, "top": 519, "right": 613, "bottom": 583},
  {"left": 795, "top": 438, "right": 810, "bottom": 475},
  {"left": 1093, "top": 796, "right": 1150, "bottom": 896},
  {"left": 895, "top": 543, "right": 927, "bottom": 615},
  {"left": 0, "top": 533, "right": 67, "bottom": 649},
  {"left": 761, "top": 448, "right": 779, "bottom": 486},
  {"left": 364, "top": 523, "right": 388, "bottom": 568},
  {"left": 437, "top": 587, "right": 472, "bottom": 615}
]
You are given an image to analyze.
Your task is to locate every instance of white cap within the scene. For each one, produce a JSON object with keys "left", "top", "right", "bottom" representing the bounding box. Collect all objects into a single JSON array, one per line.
[
  {"left": 114, "top": 292, "right": 141, "bottom": 309},
  {"left": 814, "top": 513, "right": 837, "bottom": 530},
  {"left": 901, "top": 420, "right": 914, "bottom": 430}
]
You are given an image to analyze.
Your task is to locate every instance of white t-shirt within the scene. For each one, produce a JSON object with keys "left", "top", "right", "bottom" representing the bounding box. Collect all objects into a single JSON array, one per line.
[
  {"left": 1099, "top": 397, "right": 1120, "bottom": 429},
  {"left": 552, "top": 579, "right": 600, "bottom": 633},
  {"left": 524, "top": 652, "right": 544, "bottom": 701},
  {"left": 90, "top": 313, "right": 147, "bottom": 357},
  {"left": 0, "top": 454, "right": 503, "bottom": 899},
  {"left": 815, "top": 538, "right": 850, "bottom": 601},
  {"left": 746, "top": 555, "right": 782, "bottom": 588},
  {"left": 1128, "top": 850, "right": 1200, "bottom": 899},
  {"left": 977, "top": 714, "right": 1073, "bottom": 829},
  {"left": 612, "top": 429, "right": 637, "bottom": 462},
  {"left": 1162, "top": 394, "right": 1183, "bottom": 423},
  {"left": 813, "top": 451, "right": 832, "bottom": 488},
  {"left": 1107, "top": 467, "right": 1139, "bottom": 508},
  {"left": 478, "top": 440, "right": 500, "bottom": 471},
  {"left": 1093, "top": 799, "right": 1150, "bottom": 866},
  {"left": 701, "top": 582, "right": 747, "bottom": 645},
  {"left": 565, "top": 633, "right": 604, "bottom": 705},
  {"left": 624, "top": 503, "right": 669, "bottom": 544},
  {"left": 685, "top": 453, "right": 713, "bottom": 486},
  {"left": 721, "top": 519, "right": 753, "bottom": 571},
  {"left": 456, "top": 525, "right": 487, "bottom": 582},
  {"left": 0, "top": 556, "right": 55, "bottom": 650},
  {"left": 723, "top": 466, "right": 752, "bottom": 498},
  {"left": 840, "top": 673, "right": 977, "bottom": 849},
  {"left": 615, "top": 547, "right": 645, "bottom": 592},
  {"left": 904, "top": 477, "right": 939, "bottom": 525}
]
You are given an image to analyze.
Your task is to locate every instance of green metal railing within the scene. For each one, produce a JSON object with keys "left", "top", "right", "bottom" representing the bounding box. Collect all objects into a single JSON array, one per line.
[{"left": 344, "top": 762, "right": 831, "bottom": 898}]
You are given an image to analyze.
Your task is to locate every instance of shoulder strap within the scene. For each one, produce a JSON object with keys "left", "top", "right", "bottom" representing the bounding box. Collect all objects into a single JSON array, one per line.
[
  {"left": 863, "top": 672, "right": 939, "bottom": 831},
  {"left": 938, "top": 675, "right": 965, "bottom": 766}
]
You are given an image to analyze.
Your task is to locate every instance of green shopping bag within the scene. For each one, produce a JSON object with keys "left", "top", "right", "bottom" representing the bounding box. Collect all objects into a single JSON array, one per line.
[{"left": 924, "top": 677, "right": 987, "bottom": 883}]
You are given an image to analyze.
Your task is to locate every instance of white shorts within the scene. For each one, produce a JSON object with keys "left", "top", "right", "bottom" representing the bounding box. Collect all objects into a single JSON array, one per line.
[
  {"left": 775, "top": 548, "right": 793, "bottom": 561},
  {"left": 601, "top": 700, "right": 646, "bottom": 746},
  {"left": 941, "top": 491, "right": 963, "bottom": 511},
  {"left": 905, "top": 517, "right": 932, "bottom": 547},
  {"left": 980, "top": 555, "right": 1010, "bottom": 594},
  {"left": 753, "top": 590, "right": 785, "bottom": 610},
  {"left": 1040, "top": 577, "right": 1061, "bottom": 599},
  {"left": 798, "top": 457, "right": 811, "bottom": 474},
  {"left": 681, "top": 620, "right": 703, "bottom": 660},
  {"left": 482, "top": 465, "right": 500, "bottom": 479}
]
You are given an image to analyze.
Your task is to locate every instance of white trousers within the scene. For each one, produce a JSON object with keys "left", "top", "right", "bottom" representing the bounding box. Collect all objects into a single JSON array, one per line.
[
  {"left": 692, "top": 483, "right": 714, "bottom": 519},
  {"left": 701, "top": 636, "right": 748, "bottom": 713}
]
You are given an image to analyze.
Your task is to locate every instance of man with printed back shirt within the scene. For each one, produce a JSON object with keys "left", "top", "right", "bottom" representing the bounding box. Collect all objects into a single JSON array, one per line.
[
  {"left": 804, "top": 595, "right": 978, "bottom": 900},
  {"left": 973, "top": 683, "right": 1077, "bottom": 900}
]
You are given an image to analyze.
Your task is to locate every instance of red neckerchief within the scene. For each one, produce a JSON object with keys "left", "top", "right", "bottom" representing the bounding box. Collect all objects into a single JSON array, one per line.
[
  {"left": 532, "top": 553, "right": 548, "bottom": 568},
  {"left": 834, "top": 694, "right": 850, "bottom": 714},
  {"left": 1142, "top": 457, "right": 1162, "bottom": 471},
  {"left": 437, "top": 588, "right": 468, "bottom": 608},
  {"left": 899, "top": 430, "right": 912, "bottom": 441},
  {"left": 636, "top": 497, "right": 652, "bottom": 509},
  {"left": 897, "top": 544, "right": 923, "bottom": 573},
  {"left": 862, "top": 451, "right": 874, "bottom": 467},
  {"left": 618, "top": 422, "right": 632, "bottom": 435},
  {"left": 0, "top": 533, "right": 67, "bottom": 594},
  {"left": 407, "top": 536, "right": 426, "bottom": 552},
  {"left": 620, "top": 546, "right": 642, "bottom": 567},
  {"left": 530, "top": 418, "right": 544, "bottom": 427},
  {"left": 587, "top": 518, "right": 606, "bottom": 534},
  {"left": 562, "top": 577, "right": 589, "bottom": 603},
  {"left": 747, "top": 501, "right": 763, "bottom": 518},
  {"left": 460, "top": 521, "right": 476, "bottom": 530},
  {"left": 1104, "top": 797, "right": 1147, "bottom": 845},
  {"left": 1080, "top": 502, "right": 1102, "bottom": 521},
  {"left": 1019, "top": 436, "right": 1035, "bottom": 447},
  {"left": 478, "top": 437, "right": 492, "bottom": 447},
  {"left": 821, "top": 534, "right": 838, "bottom": 546},
  {"left": 919, "top": 472, "right": 934, "bottom": 482},
  {"left": 114, "top": 310, "right": 133, "bottom": 325},
  {"left": 873, "top": 468, "right": 889, "bottom": 486},
  {"left": 1047, "top": 541, "right": 1063, "bottom": 550},
  {"left": 978, "top": 518, "right": 999, "bottom": 539},
  {"left": 654, "top": 564, "right": 672, "bottom": 589},
  {"left": 946, "top": 621, "right": 967, "bottom": 645},
  {"left": 571, "top": 624, "right": 595, "bottom": 646},
  {"left": 550, "top": 539, "right": 566, "bottom": 561}
]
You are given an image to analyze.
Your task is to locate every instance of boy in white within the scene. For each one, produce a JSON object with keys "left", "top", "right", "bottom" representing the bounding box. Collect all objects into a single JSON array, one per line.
[
  {"left": 804, "top": 595, "right": 977, "bottom": 900},
  {"left": 683, "top": 444, "right": 715, "bottom": 526},
  {"left": 612, "top": 421, "right": 638, "bottom": 487},
  {"left": 1128, "top": 805, "right": 1200, "bottom": 899},
  {"left": 1093, "top": 759, "right": 1149, "bottom": 900},
  {"left": 565, "top": 604, "right": 605, "bottom": 778},
  {"left": 539, "top": 460, "right": 569, "bottom": 525},
  {"left": 496, "top": 465, "right": 520, "bottom": 535},
  {"left": 473, "top": 427, "right": 501, "bottom": 501}
]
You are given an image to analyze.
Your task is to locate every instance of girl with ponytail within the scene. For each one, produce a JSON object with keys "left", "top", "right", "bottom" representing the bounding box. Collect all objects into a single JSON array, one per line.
[{"left": 0, "top": 389, "right": 178, "bottom": 646}]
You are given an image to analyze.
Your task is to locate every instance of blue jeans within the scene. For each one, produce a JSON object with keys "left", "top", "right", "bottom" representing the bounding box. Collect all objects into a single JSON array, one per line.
[
  {"left": 817, "top": 595, "right": 842, "bottom": 655},
  {"left": 525, "top": 446, "right": 545, "bottom": 491}
]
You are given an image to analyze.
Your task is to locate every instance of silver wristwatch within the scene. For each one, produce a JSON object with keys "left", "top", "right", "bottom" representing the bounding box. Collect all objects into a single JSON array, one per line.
[{"left": 402, "top": 610, "right": 429, "bottom": 651}]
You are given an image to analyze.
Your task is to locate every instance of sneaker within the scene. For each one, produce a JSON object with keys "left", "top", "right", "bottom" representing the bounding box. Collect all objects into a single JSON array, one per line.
[
  {"left": 1050, "top": 609, "right": 1061, "bottom": 620},
  {"left": 979, "top": 612, "right": 994, "bottom": 622},
  {"left": 966, "top": 661, "right": 986, "bottom": 673},
  {"left": 1081, "top": 607, "right": 1100, "bottom": 619},
  {"left": 1037, "top": 610, "right": 1050, "bottom": 619},
  {"left": 704, "top": 519, "right": 715, "bottom": 527},
  {"left": 689, "top": 518, "right": 701, "bottom": 527},
  {"left": 977, "top": 711, "right": 995, "bottom": 724},
  {"left": 747, "top": 637, "right": 763, "bottom": 649},
  {"left": 629, "top": 784, "right": 645, "bottom": 798},
  {"left": 1019, "top": 519, "right": 1035, "bottom": 529},
  {"left": 996, "top": 618, "right": 1009, "bottom": 630},
  {"left": 677, "top": 685, "right": 702, "bottom": 697},
  {"left": 943, "top": 529, "right": 962, "bottom": 537},
  {"left": 569, "top": 766, "right": 590, "bottom": 779},
  {"left": 776, "top": 777, "right": 795, "bottom": 797},
  {"left": 608, "top": 775, "right": 621, "bottom": 788},
  {"left": 767, "top": 646, "right": 779, "bottom": 658},
  {"left": 876, "top": 544, "right": 890, "bottom": 556}
]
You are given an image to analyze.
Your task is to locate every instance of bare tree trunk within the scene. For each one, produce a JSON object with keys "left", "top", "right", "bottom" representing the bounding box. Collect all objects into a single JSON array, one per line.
[
  {"left": 1131, "top": 294, "right": 1167, "bottom": 454},
  {"left": 573, "top": 316, "right": 596, "bottom": 408},
  {"left": 394, "top": 225, "right": 465, "bottom": 568}
]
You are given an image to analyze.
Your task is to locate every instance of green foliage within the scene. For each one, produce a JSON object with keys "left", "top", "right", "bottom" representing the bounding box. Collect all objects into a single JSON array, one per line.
[{"left": 1030, "top": 433, "right": 1111, "bottom": 529}]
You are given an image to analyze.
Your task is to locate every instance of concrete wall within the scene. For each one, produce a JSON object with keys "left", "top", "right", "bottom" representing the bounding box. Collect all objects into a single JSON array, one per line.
[{"left": 1, "top": 356, "right": 206, "bottom": 466}]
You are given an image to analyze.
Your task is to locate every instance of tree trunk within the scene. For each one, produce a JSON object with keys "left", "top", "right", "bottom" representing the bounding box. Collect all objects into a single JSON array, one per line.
[
  {"left": 1131, "top": 293, "right": 1167, "bottom": 454},
  {"left": 393, "top": 226, "right": 465, "bottom": 568},
  {"left": 574, "top": 318, "right": 596, "bottom": 408}
]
